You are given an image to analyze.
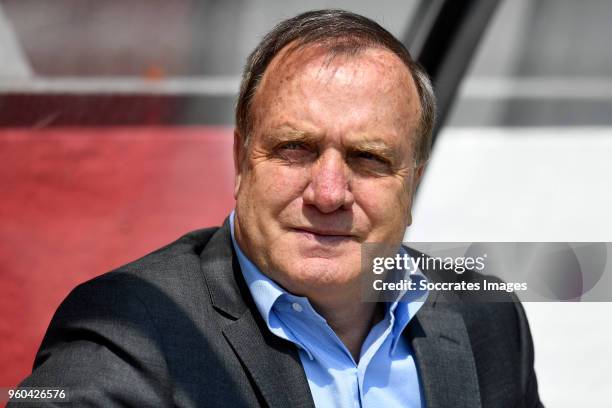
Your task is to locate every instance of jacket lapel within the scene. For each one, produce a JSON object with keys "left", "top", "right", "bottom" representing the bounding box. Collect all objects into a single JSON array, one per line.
[
  {"left": 201, "top": 219, "right": 315, "bottom": 408},
  {"left": 223, "top": 307, "right": 315, "bottom": 408},
  {"left": 408, "top": 304, "right": 482, "bottom": 408},
  {"left": 402, "top": 247, "right": 482, "bottom": 407}
]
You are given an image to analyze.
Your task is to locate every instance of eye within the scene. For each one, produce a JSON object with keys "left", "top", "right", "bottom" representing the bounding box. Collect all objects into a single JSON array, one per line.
[
  {"left": 352, "top": 150, "right": 391, "bottom": 166},
  {"left": 348, "top": 150, "right": 393, "bottom": 175},
  {"left": 280, "top": 141, "right": 307, "bottom": 150},
  {"left": 356, "top": 151, "right": 386, "bottom": 163},
  {"left": 274, "top": 141, "right": 317, "bottom": 163}
]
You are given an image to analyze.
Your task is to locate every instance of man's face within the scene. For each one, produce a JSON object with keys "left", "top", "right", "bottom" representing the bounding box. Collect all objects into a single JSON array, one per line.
[{"left": 234, "top": 45, "right": 424, "bottom": 298}]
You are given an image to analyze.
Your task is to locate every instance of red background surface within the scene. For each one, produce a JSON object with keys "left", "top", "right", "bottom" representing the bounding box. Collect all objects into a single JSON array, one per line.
[{"left": 0, "top": 126, "right": 235, "bottom": 387}]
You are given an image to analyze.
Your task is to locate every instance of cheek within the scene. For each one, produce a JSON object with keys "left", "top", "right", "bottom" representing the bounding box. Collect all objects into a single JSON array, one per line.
[
  {"left": 245, "top": 162, "right": 310, "bottom": 209},
  {"left": 353, "top": 178, "right": 414, "bottom": 233}
]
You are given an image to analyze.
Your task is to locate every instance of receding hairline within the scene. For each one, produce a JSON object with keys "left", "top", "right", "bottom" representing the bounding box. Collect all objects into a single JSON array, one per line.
[
  {"left": 264, "top": 39, "right": 417, "bottom": 80},
  {"left": 247, "top": 40, "right": 424, "bottom": 140}
]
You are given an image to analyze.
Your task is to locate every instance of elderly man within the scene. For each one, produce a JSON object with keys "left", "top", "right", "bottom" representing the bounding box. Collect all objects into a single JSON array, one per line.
[{"left": 14, "top": 9, "right": 542, "bottom": 408}]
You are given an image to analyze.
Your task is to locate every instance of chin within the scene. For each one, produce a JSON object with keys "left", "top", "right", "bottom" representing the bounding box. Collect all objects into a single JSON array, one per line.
[{"left": 271, "top": 250, "right": 361, "bottom": 295}]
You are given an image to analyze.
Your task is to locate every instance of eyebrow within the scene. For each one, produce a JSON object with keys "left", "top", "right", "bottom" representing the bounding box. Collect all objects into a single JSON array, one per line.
[
  {"left": 264, "top": 127, "right": 323, "bottom": 144},
  {"left": 347, "top": 139, "right": 397, "bottom": 162},
  {"left": 265, "top": 126, "right": 399, "bottom": 161}
]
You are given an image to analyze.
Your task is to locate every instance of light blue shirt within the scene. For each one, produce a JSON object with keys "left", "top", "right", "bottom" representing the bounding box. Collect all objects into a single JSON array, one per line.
[{"left": 229, "top": 212, "right": 428, "bottom": 407}]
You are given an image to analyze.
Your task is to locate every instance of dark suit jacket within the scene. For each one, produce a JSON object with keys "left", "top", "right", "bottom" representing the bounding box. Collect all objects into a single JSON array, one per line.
[{"left": 14, "top": 220, "right": 543, "bottom": 407}]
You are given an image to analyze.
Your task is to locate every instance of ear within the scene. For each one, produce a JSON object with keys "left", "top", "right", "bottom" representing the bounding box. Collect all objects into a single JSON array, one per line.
[
  {"left": 233, "top": 128, "right": 245, "bottom": 199},
  {"left": 412, "top": 161, "right": 426, "bottom": 192},
  {"left": 406, "top": 161, "right": 427, "bottom": 228}
]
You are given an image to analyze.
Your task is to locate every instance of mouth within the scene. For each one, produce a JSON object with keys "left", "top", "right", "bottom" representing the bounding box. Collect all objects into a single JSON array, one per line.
[{"left": 290, "top": 227, "right": 356, "bottom": 243}]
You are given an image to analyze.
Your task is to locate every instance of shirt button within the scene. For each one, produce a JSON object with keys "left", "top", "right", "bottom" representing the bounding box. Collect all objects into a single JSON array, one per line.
[{"left": 292, "top": 302, "right": 303, "bottom": 312}]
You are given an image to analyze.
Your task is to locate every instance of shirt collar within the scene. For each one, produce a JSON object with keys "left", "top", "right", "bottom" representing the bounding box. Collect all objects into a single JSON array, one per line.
[
  {"left": 388, "top": 246, "right": 429, "bottom": 354},
  {"left": 229, "top": 211, "right": 318, "bottom": 359}
]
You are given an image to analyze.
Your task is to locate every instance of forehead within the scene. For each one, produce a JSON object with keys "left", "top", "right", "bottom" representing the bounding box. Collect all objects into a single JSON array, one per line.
[{"left": 250, "top": 43, "right": 422, "bottom": 138}]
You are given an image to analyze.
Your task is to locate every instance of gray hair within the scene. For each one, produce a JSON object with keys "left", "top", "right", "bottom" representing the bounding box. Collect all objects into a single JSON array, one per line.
[{"left": 235, "top": 9, "right": 436, "bottom": 164}]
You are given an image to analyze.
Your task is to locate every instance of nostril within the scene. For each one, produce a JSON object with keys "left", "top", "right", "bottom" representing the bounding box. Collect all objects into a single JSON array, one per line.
[
  {"left": 304, "top": 151, "right": 353, "bottom": 212},
  {"left": 310, "top": 183, "right": 352, "bottom": 213}
]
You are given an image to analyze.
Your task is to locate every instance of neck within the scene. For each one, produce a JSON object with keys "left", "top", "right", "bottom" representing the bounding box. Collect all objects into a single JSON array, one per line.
[{"left": 310, "top": 293, "right": 384, "bottom": 362}]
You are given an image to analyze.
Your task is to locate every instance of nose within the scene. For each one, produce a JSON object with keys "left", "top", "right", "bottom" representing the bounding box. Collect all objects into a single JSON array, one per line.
[{"left": 303, "top": 149, "right": 354, "bottom": 213}]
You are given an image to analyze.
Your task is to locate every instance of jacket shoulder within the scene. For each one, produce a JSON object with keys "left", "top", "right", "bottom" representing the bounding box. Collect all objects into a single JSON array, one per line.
[
  {"left": 15, "top": 226, "right": 228, "bottom": 406},
  {"left": 114, "top": 226, "right": 219, "bottom": 275}
]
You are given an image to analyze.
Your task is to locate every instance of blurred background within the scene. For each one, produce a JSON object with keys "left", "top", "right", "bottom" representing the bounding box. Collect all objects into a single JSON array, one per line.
[{"left": 1, "top": 0, "right": 611, "bottom": 406}]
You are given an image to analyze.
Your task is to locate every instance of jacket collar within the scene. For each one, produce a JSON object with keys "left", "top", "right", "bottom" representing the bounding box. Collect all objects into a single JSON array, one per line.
[
  {"left": 200, "top": 217, "right": 248, "bottom": 319},
  {"left": 406, "top": 259, "right": 482, "bottom": 408},
  {"left": 201, "top": 218, "right": 315, "bottom": 408}
]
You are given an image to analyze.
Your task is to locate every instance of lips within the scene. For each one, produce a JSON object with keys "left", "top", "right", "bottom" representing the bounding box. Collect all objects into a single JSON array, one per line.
[{"left": 291, "top": 227, "right": 355, "bottom": 240}]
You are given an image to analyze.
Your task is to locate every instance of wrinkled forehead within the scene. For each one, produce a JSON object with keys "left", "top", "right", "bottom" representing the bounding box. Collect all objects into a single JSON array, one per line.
[{"left": 250, "top": 42, "right": 422, "bottom": 134}]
